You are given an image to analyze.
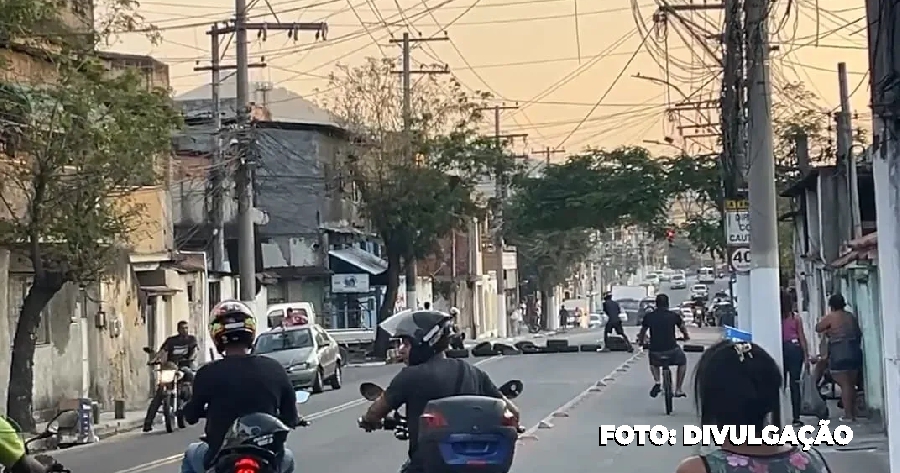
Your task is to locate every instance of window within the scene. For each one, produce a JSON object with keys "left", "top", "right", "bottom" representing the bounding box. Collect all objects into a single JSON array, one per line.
[
  {"left": 187, "top": 283, "right": 195, "bottom": 302},
  {"left": 208, "top": 281, "right": 221, "bottom": 306}
]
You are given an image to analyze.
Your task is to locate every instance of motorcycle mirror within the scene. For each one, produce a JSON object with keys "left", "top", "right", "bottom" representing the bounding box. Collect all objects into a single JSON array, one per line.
[
  {"left": 498, "top": 380, "right": 524, "bottom": 399},
  {"left": 294, "top": 390, "right": 310, "bottom": 404},
  {"left": 359, "top": 382, "right": 384, "bottom": 401},
  {"left": 142, "top": 347, "right": 155, "bottom": 355}
]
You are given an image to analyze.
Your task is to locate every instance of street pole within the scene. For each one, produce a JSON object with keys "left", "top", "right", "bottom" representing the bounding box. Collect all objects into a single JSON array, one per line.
[
  {"left": 219, "top": 14, "right": 326, "bottom": 304},
  {"left": 493, "top": 104, "right": 519, "bottom": 338},
  {"left": 744, "top": 0, "right": 788, "bottom": 425},
  {"left": 532, "top": 146, "right": 566, "bottom": 165},
  {"left": 390, "top": 32, "right": 450, "bottom": 310},
  {"left": 867, "top": 0, "right": 900, "bottom": 465},
  {"left": 836, "top": 63, "right": 862, "bottom": 240},
  {"left": 195, "top": 24, "right": 226, "bottom": 273}
]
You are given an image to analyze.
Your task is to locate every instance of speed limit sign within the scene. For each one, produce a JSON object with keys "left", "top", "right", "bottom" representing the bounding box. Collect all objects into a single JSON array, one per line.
[{"left": 730, "top": 248, "right": 751, "bottom": 272}]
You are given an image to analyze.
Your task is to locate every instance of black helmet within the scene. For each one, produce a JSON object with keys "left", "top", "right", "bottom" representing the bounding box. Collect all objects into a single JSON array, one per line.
[
  {"left": 221, "top": 412, "right": 291, "bottom": 454},
  {"left": 379, "top": 310, "right": 453, "bottom": 365}
]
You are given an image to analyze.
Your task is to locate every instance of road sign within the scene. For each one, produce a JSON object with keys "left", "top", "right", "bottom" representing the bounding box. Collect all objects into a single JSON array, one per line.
[
  {"left": 730, "top": 247, "right": 751, "bottom": 272},
  {"left": 726, "top": 210, "right": 750, "bottom": 246}
]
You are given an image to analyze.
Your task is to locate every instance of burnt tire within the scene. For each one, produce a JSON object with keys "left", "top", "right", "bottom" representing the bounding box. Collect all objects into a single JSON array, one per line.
[
  {"left": 514, "top": 341, "right": 537, "bottom": 350},
  {"left": 579, "top": 343, "right": 601, "bottom": 352},
  {"left": 446, "top": 348, "right": 471, "bottom": 358},
  {"left": 493, "top": 343, "right": 521, "bottom": 355},
  {"left": 521, "top": 345, "right": 543, "bottom": 354},
  {"left": 558, "top": 345, "right": 579, "bottom": 353},
  {"left": 546, "top": 339, "right": 569, "bottom": 349}
]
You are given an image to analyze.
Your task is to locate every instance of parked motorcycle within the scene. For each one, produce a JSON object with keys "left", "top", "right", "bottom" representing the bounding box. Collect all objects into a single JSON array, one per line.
[
  {"left": 200, "top": 391, "right": 311, "bottom": 473},
  {"left": 358, "top": 379, "right": 525, "bottom": 473},
  {"left": 142, "top": 347, "right": 193, "bottom": 432},
  {"left": 0, "top": 411, "right": 77, "bottom": 472}
]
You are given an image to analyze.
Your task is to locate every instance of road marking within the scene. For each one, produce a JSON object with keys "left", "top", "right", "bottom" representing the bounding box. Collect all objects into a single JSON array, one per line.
[
  {"left": 109, "top": 355, "right": 500, "bottom": 473},
  {"left": 520, "top": 350, "right": 644, "bottom": 439}
]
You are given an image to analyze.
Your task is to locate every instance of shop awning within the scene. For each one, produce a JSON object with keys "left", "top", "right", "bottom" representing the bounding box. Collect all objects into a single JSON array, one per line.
[{"left": 329, "top": 248, "right": 388, "bottom": 275}]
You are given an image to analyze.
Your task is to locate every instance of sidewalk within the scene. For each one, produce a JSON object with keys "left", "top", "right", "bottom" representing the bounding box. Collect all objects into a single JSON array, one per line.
[{"left": 36, "top": 408, "right": 159, "bottom": 449}]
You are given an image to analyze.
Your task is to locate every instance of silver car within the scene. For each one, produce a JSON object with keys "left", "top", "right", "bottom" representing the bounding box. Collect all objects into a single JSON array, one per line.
[{"left": 253, "top": 324, "right": 343, "bottom": 393}]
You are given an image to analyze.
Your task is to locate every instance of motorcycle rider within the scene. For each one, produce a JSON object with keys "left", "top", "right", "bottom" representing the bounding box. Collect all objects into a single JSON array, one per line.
[
  {"left": 143, "top": 320, "right": 198, "bottom": 432},
  {"left": 180, "top": 300, "right": 304, "bottom": 473},
  {"left": 0, "top": 416, "right": 56, "bottom": 473},
  {"left": 357, "top": 309, "right": 520, "bottom": 473},
  {"left": 448, "top": 307, "right": 466, "bottom": 350}
]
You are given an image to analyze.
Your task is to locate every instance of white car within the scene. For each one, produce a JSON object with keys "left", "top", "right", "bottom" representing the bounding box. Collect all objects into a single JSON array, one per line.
[
  {"left": 643, "top": 274, "right": 660, "bottom": 287},
  {"left": 691, "top": 284, "right": 709, "bottom": 298},
  {"left": 698, "top": 267, "right": 716, "bottom": 284},
  {"left": 670, "top": 274, "right": 687, "bottom": 289}
]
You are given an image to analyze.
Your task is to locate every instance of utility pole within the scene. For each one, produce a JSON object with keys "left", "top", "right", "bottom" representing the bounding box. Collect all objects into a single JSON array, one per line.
[
  {"left": 390, "top": 32, "right": 450, "bottom": 310},
  {"left": 867, "top": 0, "right": 900, "bottom": 466},
  {"left": 486, "top": 104, "right": 527, "bottom": 338},
  {"left": 744, "top": 0, "right": 787, "bottom": 425},
  {"left": 532, "top": 146, "right": 565, "bottom": 165},
  {"left": 835, "top": 63, "right": 862, "bottom": 240}
]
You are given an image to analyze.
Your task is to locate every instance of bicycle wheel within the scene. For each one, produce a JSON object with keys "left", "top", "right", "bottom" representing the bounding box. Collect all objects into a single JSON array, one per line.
[{"left": 663, "top": 369, "right": 674, "bottom": 415}]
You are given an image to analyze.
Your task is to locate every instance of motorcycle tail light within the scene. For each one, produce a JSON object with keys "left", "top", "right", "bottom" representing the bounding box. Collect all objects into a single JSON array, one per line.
[
  {"left": 501, "top": 410, "right": 517, "bottom": 427},
  {"left": 234, "top": 457, "right": 260, "bottom": 473},
  {"left": 421, "top": 410, "right": 448, "bottom": 429}
]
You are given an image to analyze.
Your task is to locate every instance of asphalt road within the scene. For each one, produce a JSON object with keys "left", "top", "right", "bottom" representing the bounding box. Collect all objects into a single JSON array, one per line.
[{"left": 53, "top": 330, "right": 637, "bottom": 473}]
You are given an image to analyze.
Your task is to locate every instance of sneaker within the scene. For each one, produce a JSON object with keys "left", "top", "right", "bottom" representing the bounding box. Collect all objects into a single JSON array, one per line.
[
  {"left": 792, "top": 419, "right": 804, "bottom": 427},
  {"left": 650, "top": 384, "right": 662, "bottom": 398},
  {"left": 674, "top": 391, "right": 686, "bottom": 398},
  {"left": 142, "top": 425, "right": 152, "bottom": 433}
]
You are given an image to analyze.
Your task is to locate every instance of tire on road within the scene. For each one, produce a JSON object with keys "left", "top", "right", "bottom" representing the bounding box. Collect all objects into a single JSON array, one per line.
[
  {"left": 514, "top": 340, "right": 537, "bottom": 350},
  {"left": 579, "top": 343, "right": 601, "bottom": 352},
  {"left": 472, "top": 342, "right": 497, "bottom": 357},
  {"left": 446, "top": 348, "right": 471, "bottom": 358},
  {"left": 683, "top": 343, "right": 705, "bottom": 353},
  {"left": 546, "top": 339, "right": 569, "bottom": 350},
  {"left": 521, "top": 345, "right": 543, "bottom": 354},
  {"left": 558, "top": 345, "right": 579, "bottom": 353},
  {"left": 493, "top": 343, "right": 521, "bottom": 355}
]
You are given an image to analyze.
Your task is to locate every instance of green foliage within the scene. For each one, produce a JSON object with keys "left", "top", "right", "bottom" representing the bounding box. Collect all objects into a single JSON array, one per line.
[
  {"left": 318, "top": 58, "right": 508, "bottom": 323},
  {"left": 0, "top": 0, "right": 180, "bottom": 429},
  {"left": 506, "top": 146, "right": 669, "bottom": 289}
]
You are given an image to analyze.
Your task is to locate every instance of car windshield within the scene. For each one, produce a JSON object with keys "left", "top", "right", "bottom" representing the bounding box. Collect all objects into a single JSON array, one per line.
[
  {"left": 692, "top": 285, "right": 707, "bottom": 291},
  {"left": 672, "top": 275, "right": 685, "bottom": 280},
  {"left": 618, "top": 300, "right": 639, "bottom": 311},
  {"left": 253, "top": 328, "right": 314, "bottom": 354}
]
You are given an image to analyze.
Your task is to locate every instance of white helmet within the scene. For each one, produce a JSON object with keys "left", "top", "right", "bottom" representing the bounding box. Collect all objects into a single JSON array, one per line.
[{"left": 449, "top": 307, "right": 460, "bottom": 317}]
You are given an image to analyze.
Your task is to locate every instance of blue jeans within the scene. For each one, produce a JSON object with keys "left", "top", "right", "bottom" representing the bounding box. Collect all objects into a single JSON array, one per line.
[{"left": 181, "top": 442, "right": 295, "bottom": 473}]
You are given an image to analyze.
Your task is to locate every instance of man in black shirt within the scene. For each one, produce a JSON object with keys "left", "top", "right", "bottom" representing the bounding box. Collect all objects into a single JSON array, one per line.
[
  {"left": 358, "top": 310, "right": 520, "bottom": 473},
  {"left": 180, "top": 301, "right": 302, "bottom": 473},
  {"left": 637, "top": 294, "right": 690, "bottom": 398},
  {"left": 601, "top": 293, "right": 633, "bottom": 352},
  {"left": 143, "top": 321, "right": 198, "bottom": 432}
]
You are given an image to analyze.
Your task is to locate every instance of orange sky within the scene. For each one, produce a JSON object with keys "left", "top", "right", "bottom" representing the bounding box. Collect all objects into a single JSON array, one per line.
[{"left": 111, "top": 0, "right": 870, "bottom": 158}]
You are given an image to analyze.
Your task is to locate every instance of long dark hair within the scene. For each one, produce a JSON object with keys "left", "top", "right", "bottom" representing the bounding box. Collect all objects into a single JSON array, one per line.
[{"left": 780, "top": 290, "right": 794, "bottom": 320}]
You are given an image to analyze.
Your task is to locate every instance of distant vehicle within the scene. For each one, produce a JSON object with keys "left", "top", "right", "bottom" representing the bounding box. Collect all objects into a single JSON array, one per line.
[
  {"left": 636, "top": 297, "right": 656, "bottom": 326},
  {"left": 669, "top": 274, "right": 687, "bottom": 289},
  {"left": 253, "top": 324, "right": 343, "bottom": 393},
  {"left": 616, "top": 298, "right": 641, "bottom": 325},
  {"left": 643, "top": 274, "right": 660, "bottom": 287},
  {"left": 589, "top": 313, "right": 605, "bottom": 328},
  {"left": 691, "top": 284, "right": 709, "bottom": 298},
  {"left": 698, "top": 267, "right": 716, "bottom": 284},
  {"left": 659, "top": 271, "right": 671, "bottom": 282}
]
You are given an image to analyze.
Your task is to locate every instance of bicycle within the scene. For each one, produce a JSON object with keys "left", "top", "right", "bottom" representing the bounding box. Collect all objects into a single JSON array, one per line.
[{"left": 640, "top": 337, "right": 705, "bottom": 415}]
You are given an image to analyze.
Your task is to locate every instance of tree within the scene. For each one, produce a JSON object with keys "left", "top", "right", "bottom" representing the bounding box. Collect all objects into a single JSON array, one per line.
[
  {"left": 506, "top": 146, "right": 671, "bottom": 320},
  {"left": 0, "top": 0, "right": 180, "bottom": 429},
  {"left": 316, "top": 58, "right": 504, "bottom": 357},
  {"left": 663, "top": 153, "right": 726, "bottom": 259}
]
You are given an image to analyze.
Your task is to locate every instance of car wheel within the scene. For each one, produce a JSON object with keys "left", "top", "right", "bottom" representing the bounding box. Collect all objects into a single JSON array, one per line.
[
  {"left": 311, "top": 368, "right": 325, "bottom": 394},
  {"left": 329, "top": 362, "right": 343, "bottom": 390}
]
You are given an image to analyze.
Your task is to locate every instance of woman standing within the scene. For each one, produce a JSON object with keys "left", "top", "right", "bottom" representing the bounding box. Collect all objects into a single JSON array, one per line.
[
  {"left": 780, "top": 291, "right": 808, "bottom": 426},
  {"left": 816, "top": 294, "right": 863, "bottom": 422}
]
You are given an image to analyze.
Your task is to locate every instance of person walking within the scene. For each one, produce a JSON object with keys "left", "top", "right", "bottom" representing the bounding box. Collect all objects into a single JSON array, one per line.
[
  {"left": 816, "top": 294, "right": 863, "bottom": 422},
  {"left": 780, "top": 290, "right": 809, "bottom": 426},
  {"left": 558, "top": 306, "right": 569, "bottom": 332}
]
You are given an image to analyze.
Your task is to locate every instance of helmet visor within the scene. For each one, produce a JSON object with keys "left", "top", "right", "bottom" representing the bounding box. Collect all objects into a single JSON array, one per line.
[{"left": 378, "top": 309, "right": 420, "bottom": 339}]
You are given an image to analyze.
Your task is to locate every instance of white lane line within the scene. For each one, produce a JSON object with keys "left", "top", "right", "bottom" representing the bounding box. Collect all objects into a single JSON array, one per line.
[
  {"left": 110, "top": 355, "right": 500, "bottom": 473},
  {"left": 519, "top": 350, "right": 645, "bottom": 439}
]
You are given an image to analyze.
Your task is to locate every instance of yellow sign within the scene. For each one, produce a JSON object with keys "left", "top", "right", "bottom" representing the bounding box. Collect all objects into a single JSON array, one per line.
[{"left": 725, "top": 199, "right": 749, "bottom": 211}]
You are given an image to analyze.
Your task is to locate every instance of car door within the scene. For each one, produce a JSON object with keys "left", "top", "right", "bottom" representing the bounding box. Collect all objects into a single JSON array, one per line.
[{"left": 313, "top": 327, "right": 337, "bottom": 376}]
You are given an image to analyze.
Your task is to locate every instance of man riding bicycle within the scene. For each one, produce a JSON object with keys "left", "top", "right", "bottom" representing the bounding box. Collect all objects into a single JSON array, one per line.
[{"left": 637, "top": 294, "right": 690, "bottom": 398}]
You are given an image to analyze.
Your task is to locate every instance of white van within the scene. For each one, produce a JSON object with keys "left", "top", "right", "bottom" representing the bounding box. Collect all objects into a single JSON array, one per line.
[
  {"left": 265, "top": 302, "right": 317, "bottom": 330},
  {"left": 698, "top": 267, "right": 715, "bottom": 284}
]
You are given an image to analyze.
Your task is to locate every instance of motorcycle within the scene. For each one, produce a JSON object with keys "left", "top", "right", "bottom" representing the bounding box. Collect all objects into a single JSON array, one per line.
[
  {"left": 201, "top": 390, "right": 312, "bottom": 473},
  {"left": 0, "top": 410, "right": 77, "bottom": 472},
  {"left": 143, "top": 347, "right": 193, "bottom": 432},
  {"left": 692, "top": 306, "right": 705, "bottom": 327},
  {"left": 358, "top": 379, "right": 525, "bottom": 473}
]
